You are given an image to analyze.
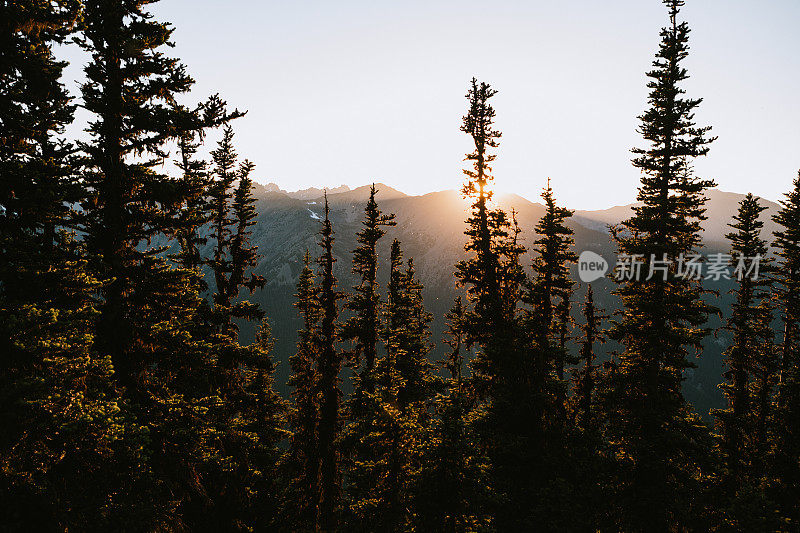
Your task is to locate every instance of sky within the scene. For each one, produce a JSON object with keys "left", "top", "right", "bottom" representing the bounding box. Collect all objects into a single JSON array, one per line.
[{"left": 58, "top": 0, "right": 799, "bottom": 210}]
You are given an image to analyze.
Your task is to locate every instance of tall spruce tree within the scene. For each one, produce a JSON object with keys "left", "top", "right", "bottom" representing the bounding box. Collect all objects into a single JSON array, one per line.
[
  {"left": 606, "top": 0, "right": 716, "bottom": 528},
  {"left": 0, "top": 0, "right": 79, "bottom": 261},
  {"left": 456, "top": 78, "right": 548, "bottom": 530},
  {"left": 388, "top": 249, "right": 438, "bottom": 408},
  {"left": 713, "top": 193, "right": 779, "bottom": 530},
  {"left": 0, "top": 0, "right": 80, "bottom": 370},
  {"left": 0, "top": 2, "right": 137, "bottom": 529},
  {"left": 169, "top": 95, "right": 239, "bottom": 298},
  {"left": 316, "top": 194, "right": 344, "bottom": 531},
  {"left": 286, "top": 251, "right": 322, "bottom": 530},
  {"left": 771, "top": 171, "right": 800, "bottom": 524},
  {"left": 343, "top": 184, "right": 396, "bottom": 377},
  {"left": 75, "top": 1, "right": 247, "bottom": 526},
  {"left": 76, "top": 0, "right": 207, "bottom": 390},
  {"left": 528, "top": 180, "right": 577, "bottom": 405},
  {"left": 340, "top": 185, "right": 395, "bottom": 515},
  {"left": 173, "top": 124, "right": 209, "bottom": 277},
  {"left": 714, "top": 194, "right": 770, "bottom": 480},
  {"left": 572, "top": 284, "right": 606, "bottom": 428},
  {"left": 0, "top": 0, "right": 80, "bottom": 376},
  {"left": 415, "top": 297, "right": 492, "bottom": 532},
  {"left": 749, "top": 299, "right": 778, "bottom": 479},
  {"left": 207, "top": 126, "right": 266, "bottom": 332},
  {"left": 455, "top": 78, "right": 526, "bottom": 399},
  {"left": 516, "top": 184, "right": 584, "bottom": 531},
  {"left": 456, "top": 78, "right": 508, "bottom": 366},
  {"left": 0, "top": 241, "right": 150, "bottom": 530},
  {"left": 202, "top": 149, "right": 284, "bottom": 530},
  {"left": 345, "top": 240, "right": 437, "bottom": 531}
]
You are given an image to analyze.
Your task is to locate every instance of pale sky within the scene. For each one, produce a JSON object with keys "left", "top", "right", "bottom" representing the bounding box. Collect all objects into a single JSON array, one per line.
[{"left": 59, "top": 0, "right": 799, "bottom": 210}]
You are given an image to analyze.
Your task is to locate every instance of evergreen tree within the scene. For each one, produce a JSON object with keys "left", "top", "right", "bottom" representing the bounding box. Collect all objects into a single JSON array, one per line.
[
  {"left": 455, "top": 78, "right": 526, "bottom": 401},
  {"left": 75, "top": 1, "right": 247, "bottom": 526},
  {"left": 455, "top": 78, "right": 512, "bottom": 367},
  {"left": 527, "top": 180, "right": 577, "bottom": 406},
  {"left": 456, "top": 78, "right": 548, "bottom": 530},
  {"left": 76, "top": 0, "right": 208, "bottom": 390},
  {"left": 749, "top": 300, "right": 779, "bottom": 478},
  {"left": 181, "top": 126, "right": 282, "bottom": 531},
  {"left": 568, "top": 284, "right": 615, "bottom": 530},
  {"left": 0, "top": 240, "right": 151, "bottom": 530},
  {"left": 0, "top": 0, "right": 79, "bottom": 260},
  {"left": 286, "top": 250, "right": 322, "bottom": 530},
  {"left": 415, "top": 297, "right": 492, "bottom": 532},
  {"left": 345, "top": 240, "right": 437, "bottom": 531},
  {"left": 169, "top": 97, "right": 236, "bottom": 303},
  {"left": 207, "top": 126, "right": 266, "bottom": 332},
  {"left": 572, "top": 285, "right": 606, "bottom": 428},
  {"left": 714, "top": 194, "right": 770, "bottom": 481},
  {"left": 713, "top": 193, "right": 779, "bottom": 530},
  {"left": 339, "top": 185, "right": 395, "bottom": 520},
  {"left": 0, "top": 0, "right": 81, "bottom": 372},
  {"left": 387, "top": 245, "right": 438, "bottom": 408},
  {"left": 0, "top": 3, "right": 134, "bottom": 529},
  {"left": 173, "top": 124, "right": 210, "bottom": 277},
  {"left": 316, "top": 194, "right": 344, "bottom": 531},
  {"left": 771, "top": 171, "right": 800, "bottom": 524},
  {"left": 517, "top": 184, "right": 584, "bottom": 530},
  {"left": 342, "top": 184, "right": 396, "bottom": 377},
  {"left": 605, "top": 0, "right": 716, "bottom": 528}
]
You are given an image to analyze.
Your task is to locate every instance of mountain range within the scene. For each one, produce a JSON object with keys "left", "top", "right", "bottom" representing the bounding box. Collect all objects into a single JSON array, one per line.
[{"left": 228, "top": 182, "right": 782, "bottom": 418}]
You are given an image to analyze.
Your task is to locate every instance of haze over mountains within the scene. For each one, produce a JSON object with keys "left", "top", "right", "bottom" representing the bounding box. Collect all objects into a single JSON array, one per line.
[{"left": 229, "top": 182, "right": 779, "bottom": 418}]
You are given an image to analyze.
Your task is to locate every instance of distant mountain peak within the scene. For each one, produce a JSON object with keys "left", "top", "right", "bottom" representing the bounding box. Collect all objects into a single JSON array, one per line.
[
  {"left": 326, "top": 183, "right": 407, "bottom": 203},
  {"left": 252, "top": 181, "right": 287, "bottom": 195},
  {"left": 286, "top": 184, "right": 350, "bottom": 200}
]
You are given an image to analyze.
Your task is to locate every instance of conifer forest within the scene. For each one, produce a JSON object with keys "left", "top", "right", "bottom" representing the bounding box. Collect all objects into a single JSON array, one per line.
[{"left": 3, "top": 0, "right": 800, "bottom": 531}]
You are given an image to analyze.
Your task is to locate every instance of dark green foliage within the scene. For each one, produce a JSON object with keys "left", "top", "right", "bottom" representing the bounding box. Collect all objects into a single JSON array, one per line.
[
  {"left": 316, "top": 194, "right": 344, "bottom": 531},
  {"left": 455, "top": 78, "right": 521, "bottom": 368},
  {"left": 0, "top": 0, "right": 81, "bottom": 367},
  {"left": 415, "top": 297, "right": 492, "bottom": 532},
  {"left": 342, "top": 184, "right": 396, "bottom": 375},
  {"left": 713, "top": 193, "right": 781, "bottom": 533},
  {"left": 339, "top": 186, "right": 397, "bottom": 527},
  {"left": 173, "top": 125, "right": 210, "bottom": 276},
  {"left": 345, "top": 240, "right": 439, "bottom": 531},
  {"left": 74, "top": 2, "right": 226, "bottom": 526},
  {"left": 456, "top": 77, "right": 574, "bottom": 530},
  {"left": 604, "top": 0, "right": 717, "bottom": 529},
  {"left": 571, "top": 284, "right": 606, "bottom": 429},
  {"left": 771, "top": 171, "right": 800, "bottom": 525},
  {"left": 384, "top": 242, "right": 438, "bottom": 408},
  {"left": 76, "top": 0, "right": 205, "bottom": 391},
  {"left": 72, "top": 2, "right": 282, "bottom": 529},
  {"left": 0, "top": 241, "right": 150, "bottom": 531},
  {"left": 455, "top": 78, "right": 526, "bottom": 401},
  {"left": 714, "top": 195, "right": 771, "bottom": 477},
  {"left": 208, "top": 126, "right": 266, "bottom": 331},
  {"left": 285, "top": 251, "right": 322, "bottom": 530},
  {"left": 527, "top": 180, "right": 577, "bottom": 408},
  {"left": 0, "top": 0, "right": 79, "bottom": 257},
  {"left": 0, "top": 3, "right": 129, "bottom": 529}
]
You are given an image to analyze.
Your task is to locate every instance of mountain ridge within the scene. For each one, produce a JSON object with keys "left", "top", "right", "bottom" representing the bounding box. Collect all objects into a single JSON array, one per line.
[{"left": 235, "top": 182, "right": 781, "bottom": 418}]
